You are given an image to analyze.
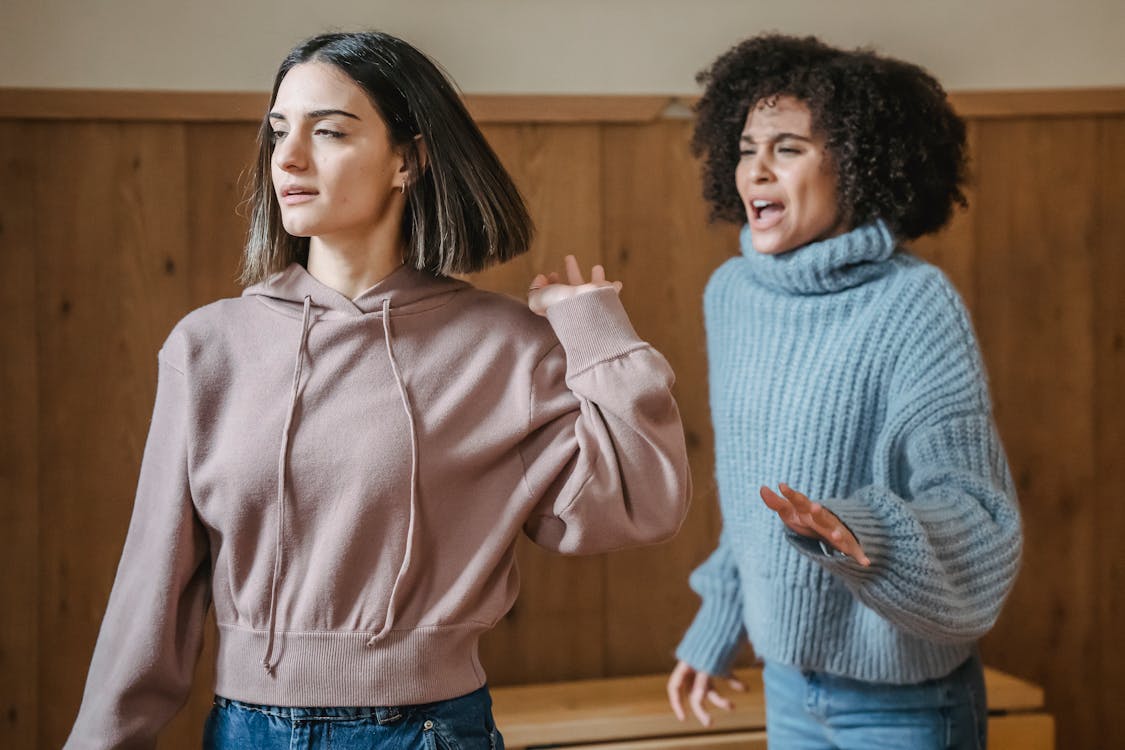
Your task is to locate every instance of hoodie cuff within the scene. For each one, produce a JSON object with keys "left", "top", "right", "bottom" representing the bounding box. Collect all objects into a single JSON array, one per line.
[
  {"left": 544, "top": 287, "right": 645, "bottom": 375},
  {"left": 675, "top": 593, "right": 745, "bottom": 676}
]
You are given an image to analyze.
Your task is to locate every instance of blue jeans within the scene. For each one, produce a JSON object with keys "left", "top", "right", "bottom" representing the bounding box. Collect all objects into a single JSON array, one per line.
[
  {"left": 202, "top": 684, "right": 503, "bottom": 750},
  {"left": 762, "top": 653, "right": 987, "bottom": 749}
]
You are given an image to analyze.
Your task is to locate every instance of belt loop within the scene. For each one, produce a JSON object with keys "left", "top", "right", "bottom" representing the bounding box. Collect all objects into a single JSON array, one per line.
[{"left": 376, "top": 705, "right": 403, "bottom": 725}]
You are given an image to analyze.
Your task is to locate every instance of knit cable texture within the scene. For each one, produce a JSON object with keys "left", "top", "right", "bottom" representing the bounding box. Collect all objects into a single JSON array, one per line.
[{"left": 676, "top": 222, "right": 1022, "bottom": 684}]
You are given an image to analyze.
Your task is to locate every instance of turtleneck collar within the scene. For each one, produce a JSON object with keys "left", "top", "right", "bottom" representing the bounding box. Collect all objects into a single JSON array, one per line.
[{"left": 738, "top": 220, "right": 897, "bottom": 295}]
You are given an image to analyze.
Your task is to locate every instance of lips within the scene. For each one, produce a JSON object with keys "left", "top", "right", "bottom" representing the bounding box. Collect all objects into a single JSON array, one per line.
[
  {"left": 279, "top": 185, "right": 318, "bottom": 205},
  {"left": 749, "top": 198, "right": 785, "bottom": 229}
]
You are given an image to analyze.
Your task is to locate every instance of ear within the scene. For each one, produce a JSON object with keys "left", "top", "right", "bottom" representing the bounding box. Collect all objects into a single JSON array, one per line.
[{"left": 396, "top": 136, "right": 429, "bottom": 190}]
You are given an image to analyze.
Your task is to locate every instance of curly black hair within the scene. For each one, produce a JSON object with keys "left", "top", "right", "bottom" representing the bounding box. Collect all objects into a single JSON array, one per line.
[{"left": 693, "top": 34, "right": 967, "bottom": 240}]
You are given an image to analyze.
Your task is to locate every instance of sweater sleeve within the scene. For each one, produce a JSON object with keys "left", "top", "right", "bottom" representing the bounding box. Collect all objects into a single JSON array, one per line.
[
  {"left": 675, "top": 531, "right": 746, "bottom": 676},
  {"left": 787, "top": 275, "right": 1022, "bottom": 644},
  {"left": 65, "top": 340, "right": 211, "bottom": 750},
  {"left": 519, "top": 287, "right": 692, "bottom": 554}
]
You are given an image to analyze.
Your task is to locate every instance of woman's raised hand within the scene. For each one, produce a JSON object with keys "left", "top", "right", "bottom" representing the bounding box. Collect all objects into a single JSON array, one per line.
[
  {"left": 667, "top": 659, "right": 746, "bottom": 727},
  {"left": 528, "top": 254, "right": 623, "bottom": 316},
  {"left": 759, "top": 483, "right": 870, "bottom": 566}
]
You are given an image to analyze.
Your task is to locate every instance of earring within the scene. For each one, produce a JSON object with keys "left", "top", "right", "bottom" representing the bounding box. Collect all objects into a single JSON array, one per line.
[{"left": 399, "top": 183, "right": 406, "bottom": 194}]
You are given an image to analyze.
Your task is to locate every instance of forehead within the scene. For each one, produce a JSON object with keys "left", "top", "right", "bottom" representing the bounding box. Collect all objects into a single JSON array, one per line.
[
  {"left": 273, "top": 61, "right": 373, "bottom": 114},
  {"left": 742, "top": 95, "right": 814, "bottom": 136}
]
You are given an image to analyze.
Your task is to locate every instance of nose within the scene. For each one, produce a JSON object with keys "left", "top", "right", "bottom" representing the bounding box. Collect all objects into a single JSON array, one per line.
[
  {"left": 748, "top": 151, "right": 773, "bottom": 183},
  {"left": 273, "top": 132, "right": 308, "bottom": 173}
]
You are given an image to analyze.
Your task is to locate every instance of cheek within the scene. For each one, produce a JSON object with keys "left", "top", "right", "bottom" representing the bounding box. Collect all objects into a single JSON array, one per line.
[
  {"left": 734, "top": 161, "right": 752, "bottom": 202},
  {"left": 814, "top": 182, "right": 842, "bottom": 225},
  {"left": 269, "top": 161, "right": 284, "bottom": 191}
]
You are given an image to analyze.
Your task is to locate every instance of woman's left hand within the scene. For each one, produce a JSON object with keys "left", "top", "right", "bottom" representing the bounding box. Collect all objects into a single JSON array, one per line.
[
  {"left": 760, "top": 483, "right": 871, "bottom": 566},
  {"left": 528, "top": 254, "right": 623, "bottom": 316}
]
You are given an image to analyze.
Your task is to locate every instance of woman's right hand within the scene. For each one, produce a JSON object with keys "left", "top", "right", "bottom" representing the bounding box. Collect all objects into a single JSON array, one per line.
[
  {"left": 527, "top": 254, "right": 622, "bottom": 316},
  {"left": 666, "top": 659, "right": 746, "bottom": 727}
]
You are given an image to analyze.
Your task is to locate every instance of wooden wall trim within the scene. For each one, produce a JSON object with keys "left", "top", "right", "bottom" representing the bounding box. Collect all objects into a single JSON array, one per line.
[
  {"left": 2, "top": 87, "right": 1123, "bottom": 123},
  {"left": 0, "top": 88, "right": 270, "bottom": 123},
  {"left": 948, "top": 87, "right": 1125, "bottom": 118}
]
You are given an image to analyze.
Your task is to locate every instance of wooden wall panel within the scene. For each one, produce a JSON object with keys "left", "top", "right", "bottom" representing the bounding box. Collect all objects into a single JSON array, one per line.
[
  {"left": 1093, "top": 116, "right": 1125, "bottom": 750},
  {"left": 474, "top": 124, "right": 609, "bottom": 684},
  {"left": 33, "top": 121, "right": 194, "bottom": 749},
  {"left": 972, "top": 118, "right": 1100, "bottom": 750},
  {"left": 0, "top": 103, "right": 1121, "bottom": 750},
  {"left": 184, "top": 122, "right": 257, "bottom": 306},
  {"left": 0, "top": 122, "right": 40, "bottom": 750},
  {"left": 600, "top": 120, "right": 739, "bottom": 675},
  {"left": 34, "top": 122, "right": 137, "bottom": 748}
]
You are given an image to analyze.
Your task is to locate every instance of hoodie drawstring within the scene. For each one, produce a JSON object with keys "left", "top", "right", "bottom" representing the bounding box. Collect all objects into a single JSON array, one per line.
[
  {"left": 366, "top": 297, "right": 421, "bottom": 646},
  {"left": 262, "top": 294, "right": 312, "bottom": 673}
]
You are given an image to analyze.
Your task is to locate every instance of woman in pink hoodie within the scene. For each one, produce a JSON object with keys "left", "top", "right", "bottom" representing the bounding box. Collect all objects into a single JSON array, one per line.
[{"left": 66, "top": 30, "right": 691, "bottom": 750}]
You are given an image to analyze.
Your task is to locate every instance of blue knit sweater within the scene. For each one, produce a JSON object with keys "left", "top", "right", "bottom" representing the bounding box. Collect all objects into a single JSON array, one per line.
[{"left": 675, "top": 222, "right": 1022, "bottom": 684}]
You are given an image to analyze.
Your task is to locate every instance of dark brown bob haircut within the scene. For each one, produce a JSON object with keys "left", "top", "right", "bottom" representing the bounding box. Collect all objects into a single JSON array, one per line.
[
  {"left": 242, "top": 30, "right": 533, "bottom": 285},
  {"left": 693, "top": 34, "right": 968, "bottom": 240}
]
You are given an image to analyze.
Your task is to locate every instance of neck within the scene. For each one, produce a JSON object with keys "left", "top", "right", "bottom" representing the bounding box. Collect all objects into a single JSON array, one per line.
[{"left": 307, "top": 228, "right": 405, "bottom": 299}]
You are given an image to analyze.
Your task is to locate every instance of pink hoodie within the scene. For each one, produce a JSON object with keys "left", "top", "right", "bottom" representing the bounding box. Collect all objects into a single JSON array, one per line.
[{"left": 66, "top": 262, "right": 691, "bottom": 748}]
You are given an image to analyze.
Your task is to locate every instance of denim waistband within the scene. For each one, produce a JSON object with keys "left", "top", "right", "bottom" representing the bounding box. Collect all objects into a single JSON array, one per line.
[
  {"left": 212, "top": 697, "right": 405, "bottom": 724},
  {"left": 212, "top": 683, "right": 491, "bottom": 725}
]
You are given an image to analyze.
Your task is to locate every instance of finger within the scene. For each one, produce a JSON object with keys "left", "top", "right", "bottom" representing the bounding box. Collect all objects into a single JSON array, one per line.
[
  {"left": 762, "top": 486, "right": 822, "bottom": 537},
  {"left": 759, "top": 485, "right": 795, "bottom": 516},
  {"left": 689, "top": 672, "right": 713, "bottom": 727},
  {"left": 547, "top": 271, "right": 560, "bottom": 284},
  {"left": 779, "top": 485, "right": 840, "bottom": 538},
  {"left": 706, "top": 689, "right": 734, "bottom": 712},
  {"left": 779, "top": 483, "right": 813, "bottom": 510},
  {"left": 528, "top": 273, "right": 549, "bottom": 291},
  {"left": 805, "top": 505, "right": 843, "bottom": 537},
  {"left": 728, "top": 676, "right": 747, "bottom": 692},
  {"left": 667, "top": 663, "right": 688, "bottom": 722},
  {"left": 836, "top": 533, "right": 871, "bottom": 566},
  {"left": 810, "top": 516, "right": 871, "bottom": 566},
  {"left": 613, "top": 280, "right": 623, "bottom": 292},
  {"left": 591, "top": 264, "right": 607, "bottom": 284},
  {"left": 564, "top": 255, "right": 585, "bottom": 286}
]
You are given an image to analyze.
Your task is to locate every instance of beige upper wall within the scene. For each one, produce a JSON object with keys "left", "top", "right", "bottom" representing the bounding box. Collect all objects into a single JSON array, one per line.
[{"left": 2, "top": 0, "right": 1122, "bottom": 93}]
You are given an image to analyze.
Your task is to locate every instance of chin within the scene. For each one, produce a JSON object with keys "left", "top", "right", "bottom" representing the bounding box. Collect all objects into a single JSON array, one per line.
[
  {"left": 280, "top": 219, "right": 317, "bottom": 238},
  {"left": 750, "top": 233, "right": 798, "bottom": 256}
]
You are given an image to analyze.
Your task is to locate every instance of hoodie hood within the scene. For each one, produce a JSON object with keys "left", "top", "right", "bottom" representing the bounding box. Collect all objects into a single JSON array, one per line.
[{"left": 243, "top": 262, "right": 470, "bottom": 319}]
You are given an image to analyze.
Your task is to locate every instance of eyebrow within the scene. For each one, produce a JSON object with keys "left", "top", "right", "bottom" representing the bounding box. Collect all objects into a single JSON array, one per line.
[
  {"left": 739, "top": 132, "right": 814, "bottom": 145},
  {"left": 268, "top": 109, "right": 361, "bottom": 121}
]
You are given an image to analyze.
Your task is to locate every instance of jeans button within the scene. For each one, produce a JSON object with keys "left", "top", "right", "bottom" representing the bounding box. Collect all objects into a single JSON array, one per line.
[{"left": 424, "top": 720, "right": 434, "bottom": 730}]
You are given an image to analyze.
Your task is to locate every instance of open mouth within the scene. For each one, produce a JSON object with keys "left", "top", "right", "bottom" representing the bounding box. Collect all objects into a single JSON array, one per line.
[{"left": 751, "top": 199, "right": 784, "bottom": 221}]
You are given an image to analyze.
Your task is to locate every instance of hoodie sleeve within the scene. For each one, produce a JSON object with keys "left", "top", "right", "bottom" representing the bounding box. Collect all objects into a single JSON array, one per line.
[
  {"left": 519, "top": 287, "right": 691, "bottom": 554},
  {"left": 65, "top": 336, "right": 211, "bottom": 750},
  {"left": 786, "top": 273, "right": 1022, "bottom": 644}
]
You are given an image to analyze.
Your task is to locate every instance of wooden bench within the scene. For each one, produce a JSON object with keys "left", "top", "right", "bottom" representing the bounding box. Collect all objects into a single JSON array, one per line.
[{"left": 492, "top": 666, "right": 1053, "bottom": 749}]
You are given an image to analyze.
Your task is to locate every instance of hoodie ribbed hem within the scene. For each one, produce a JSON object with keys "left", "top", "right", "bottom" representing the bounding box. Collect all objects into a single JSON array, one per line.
[{"left": 215, "top": 623, "right": 487, "bottom": 707}]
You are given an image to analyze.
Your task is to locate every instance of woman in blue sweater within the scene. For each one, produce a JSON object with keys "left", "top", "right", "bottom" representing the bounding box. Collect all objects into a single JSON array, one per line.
[{"left": 666, "top": 35, "right": 1022, "bottom": 749}]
